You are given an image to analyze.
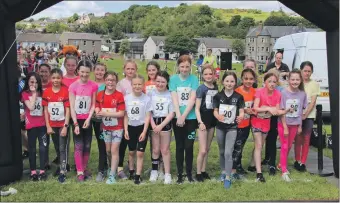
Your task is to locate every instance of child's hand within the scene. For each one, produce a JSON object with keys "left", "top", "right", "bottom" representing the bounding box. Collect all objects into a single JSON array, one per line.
[
  {"left": 139, "top": 132, "right": 146, "bottom": 142},
  {"left": 217, "top": 115, "right": 225, "bottom": 122},
  {"left": 74, "top": 126, "right": 80, "bottom": 135},
  {"left": 61, "top": 127, "right": 67, "bottom": 137},
  {"left": 236, "top": 115, "right": 244, "bottom": 124},
  {"left": 124, "top": 131, "right": 130, "bottom": 140},
  {"left": 29, "top": 85, "right": 36, "bottom": 92},
  {"left": 297, "top": 126, "right": 302, "bottom": 135},
  {"left": 284, "top": 126, "right": 289, "bottom": 137},
  {"left": 83, "top": 119, "right": 90, "bottom": 129},
  {"left": 198, "top": 123, "right": 206, "bottom": 131},
  {"left": 153, "top": 125, "right": 162, "bottom": 134},
  {"left": 47, "top": 126, "right": 54, "bottom": 135}
]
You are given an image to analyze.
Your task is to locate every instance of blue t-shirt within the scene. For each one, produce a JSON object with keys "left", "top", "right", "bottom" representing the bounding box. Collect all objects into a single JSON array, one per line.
[
  {"left": 18, "top": 80, "right": 25, "bottom": 93},
  {"left": 196, "top": 59, "right": 203, "bottom": 66},
  {"left": 169, "top": 74, "right": 199, "bottom": 120},
  {"left": 98, "top": 83, "right": 105, "bottom": 92}
]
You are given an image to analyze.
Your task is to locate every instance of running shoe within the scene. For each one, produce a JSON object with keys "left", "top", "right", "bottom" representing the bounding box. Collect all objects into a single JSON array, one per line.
[
  {"left": 294, "top": 161, "right": 301, "bottom": 171},
  {"left": 134, "top": 176, "right": 142, "bottom": 185},
  {"left": 149, "top": 170, "right": 158, "bottom": 182},
  {"left": 299, "top": 163, "right": 307, "bottom": 172},
  {"left": 195, "top": 174, "right": 204, "bottom": 182},
  {"left": 187, "top": 174, "right": 194, "bottom": 183},
  {"left": 164, "top": 173, "right": 172, "bottom": 184},
  {"left": 38, "top": 172, "right": 47, "bottom": 181},
  {"left": 106, "top": 175, "right": 117, "bottom": 185},
  {"left": 158, "top": 171, "right": 165, "bottom": 181},
  {"left": 54, "top": 168, "right": 60, "bottom": 177},
  {"left": 117, "top": 170, "right": 128, "bottom": 180},
  {"left": 281, "top": 172, "right": 292, "bottom": 182},
  {"left": 201, "top": 172, "right": 211, "bottom": 180},
  {"left": 261, "top": 159, "right": 269, "bottom": 166},
  {"left": 219, "top": 173, "right": 226, "bottom": 182},
  {"left": 231, "top": 173, "right": 241, "bottom": 180},
  {"left": 224, "top": 178, "right": 231, "bottom": 189},
  {"left": 269, "top": 166, "right": 276, "bottom": 176},
  {"left": 84, "top": 170, "right": 92, "bottom": 180},
  {"left": 30, "top": 174, "right": 39, "bottom": 182},
  {"left": 58, "top": 173, "right": 66, "bottom": 183},
  {"left": 176, "top": 174, "right": 184, "bottom": 184},
  {"left": 77, "top": 174, "right": 85, "bottom": 182},
  {"left": 96, "top": 171, "right": 105, "bottom": 182},
  {"left": 256, "top": 173, "right": 266, "bottom": 183}
]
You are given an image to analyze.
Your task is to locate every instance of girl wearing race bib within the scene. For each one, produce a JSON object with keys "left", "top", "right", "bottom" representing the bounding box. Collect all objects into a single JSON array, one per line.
[
  {"left": 124, "top": 75, "right": 152, "bottom": 184},
  {"left": 278, "top": 70, "right": 307, "bottom": 182},
  {"left": 92, "top": 63, "right": 109, "bottom": 182},
  {"left": 213, "top": 71, "right": 245, "bottom": 189},
  {"left": 195, "top": 65, "right": 218, "bottom": 182},
  {"left": 294, "top": 62, "right": 320, "bottom": 172},
  {"left": 116, "top": 60, "right": 137, "bottom": 180},
  {"left": 39, "top": 64, "right": 52, "bottom": 91},
  {"left": 21, "top": 72, "right": 48, "bottom": 181},
  {"left": 149, "top": 71, "right": 174, "bottom": 184},
  {"left": 95, "top": 71, "right": 125, "bottom": 185},
  {"left": 18, "top": 73, "right": 29, "bottom": 159},
  {"left": 144, "top": 61, "right": 160, "bottom": 95},
  {"left": 251, "top": 72, "right": 281, "bottom": 183},
  {"left": 169, "top": 55, "right": 199, "bottom": 184},
  {"left": 231, "top": 69, "right": 257, "bottom": 178},
  {"left": 42, "top": 68, "right": 70, "bottom": 183},
  {"left": 69, "top": 60, "right": 98, "bottom": 182},
  {"left": 62, "top": 56, "right": 79, "bottom": 88}
]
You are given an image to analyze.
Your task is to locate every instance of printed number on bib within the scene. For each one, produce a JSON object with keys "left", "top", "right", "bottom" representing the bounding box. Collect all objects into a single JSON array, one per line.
[
  {"left": 128, "top": 101, "right": 142, "bottom": 121},
  {"left": 75, "top": 96, "right": 91, "bottom": 114},
  {"left": 30, "top": 97, "right": 43, "bottom": 116},
  {"left": 205, "top": 90, "right": 218, "bottom": 109},
  {"left": 219, "top": 104, "right": 236, "bottom": 124},
  {"left": 257, "top": 105, "right": 272, "bottom": 119},
  {"left": 177, "top": 87, "right": 191, "bottom": 106},
  {"left": 244, "top": 101, "right": 253, "bottom": 119},
  {"left": 48, "top": 102, "right": 65, "bottom": 121},
  {"left": 152, "top": 96, "right": 168, "bottom": 117},
  {"left": 146, "top": 85, "right": 156, "bottom": 95},
  {"left": 102, "top": 108, "right": 118, "bottom": 126},
  {"left": 286, "top": 99, "right": 300, "bottom": 118}
]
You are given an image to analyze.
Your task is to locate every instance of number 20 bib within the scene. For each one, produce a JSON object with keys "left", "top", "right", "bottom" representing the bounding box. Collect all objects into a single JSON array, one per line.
[
  {"left": 177, "top": 87, "right": 191, "bottom": 106},
  {"left": 30, "top": 97, "right": 43, "bottom": 116},
  {"left": 48, "top": 102, "right": 65, "bottom": 121},
  {"left": 75, "top": 96, "right": 91, "bottom": 114},
  {"left": 101, "top": 108, "right": 118, "bottom": 126},
  {"left": 219, "top": 104, "right": 236, "bottom": 124}
]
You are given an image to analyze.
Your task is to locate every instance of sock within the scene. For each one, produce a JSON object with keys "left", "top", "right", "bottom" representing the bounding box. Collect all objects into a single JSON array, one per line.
[
  {"left": 151, "top": 158, "right": 159, "bottom": 171},
  {"left": 135, "top": 174, "right": 140, "bottom": 180},
  {"left": 117, "top": 167, "right": 123, "bottom": 173},
  {"left": 31, "top": 170, "right": 37, "bottom": 175},
  {"left": 110, "top": 170, "right": 116, "bottom": 176},
  {"left": 129, "top": 170, "right": 135, "bottom": 176}
]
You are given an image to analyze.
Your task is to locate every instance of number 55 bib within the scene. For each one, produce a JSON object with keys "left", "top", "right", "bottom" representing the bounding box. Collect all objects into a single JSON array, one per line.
[
  {"left": 219, "top": 104, "right": 236, "bottom": 124},
  {"left": 177, "top": 87, "right": 191, "bottom": 106},
  {"left": 152, "top": 96, "right": 168, "bottom": 117},
  {"left": 75, "top": 96, "right": 91, "bottom": 114},
  {"left": 48, "top": 102, "right": 65, "bottom": 121}
]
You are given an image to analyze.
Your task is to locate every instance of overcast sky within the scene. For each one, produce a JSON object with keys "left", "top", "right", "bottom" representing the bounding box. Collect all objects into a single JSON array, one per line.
[{"left": 29, "top": 1, "right": 295, "bottom": 19}]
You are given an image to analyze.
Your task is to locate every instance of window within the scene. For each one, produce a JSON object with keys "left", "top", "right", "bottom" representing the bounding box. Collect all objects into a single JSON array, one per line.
[
  {"left": 92, "top": 41, "right": 95, "bottom": 46},
  {"left": 266, "top": 47, "right": 269, "bottom": 52},
  {"left": 75, "top": 40, "right": 79, "bottom": 45},
  {"left": 83, "top": 40, "right": 86, "bottom": 46},
  {"left": 261, "top": 47, "right": 264, "bottom": 51},
  {"left": 257, "top": 56, "right": 259, "bottom": 60},
  {"left": 251, "top": 47, "right": 254, "bottom": 51},
  {"left": 159, "top": 46, "right": 163, "bottom": 50},
  {"left": 261, "top": 56, "right": 264, "bottom": 60},
  {"left": 249, "top": 47, "right": 251, "bottom": 52},
  {"left": 261, "top": 38, "right": 264, "bottom": 43},
  {"left": 251, "top": 38, "right": 255, "bottom": 42}
]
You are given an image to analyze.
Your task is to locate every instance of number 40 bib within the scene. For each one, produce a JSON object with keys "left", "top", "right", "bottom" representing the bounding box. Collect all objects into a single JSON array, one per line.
[{"left": 219, "top": 104, "right": 237, "bottom": 124}]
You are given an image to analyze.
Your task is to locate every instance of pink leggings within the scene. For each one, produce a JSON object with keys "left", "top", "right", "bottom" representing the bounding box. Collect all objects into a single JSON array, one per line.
[
  {"left": 295, "top": 119, "right": 314, "bottom": 164},
  {"left": 278, "top": 122, "right": 298, "bottom": 173}
]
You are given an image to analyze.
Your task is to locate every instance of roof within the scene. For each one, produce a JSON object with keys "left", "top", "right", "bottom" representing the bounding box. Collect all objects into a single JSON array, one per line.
[
  {"left": 125, "top": 33, "right": 142, "bottom": 39},
  {"left": 60, "top": 32, "right": 101, "bottom": 41},
  {"left": 113, "top": 38, "right": 145, "bottom": 43},
  {"left": 17, "top": 33, "right": 60, "bottom": 42},
  {"left": 195, "top": 37, "right": 232, "bottom": 48},
  {"left": 246, "top": 26, "right": 318, "bottom": 38},
  {"left": 149, "top": 36, "right": 166, "bottom": 45}
]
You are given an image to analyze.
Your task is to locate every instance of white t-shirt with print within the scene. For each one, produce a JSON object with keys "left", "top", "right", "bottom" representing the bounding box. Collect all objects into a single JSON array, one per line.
[
  {"left": 149, "top": 89, "right": 174, "bottom": 118},
  {"left": 125, "top": 93, "right": 152, "bottom": 126}
]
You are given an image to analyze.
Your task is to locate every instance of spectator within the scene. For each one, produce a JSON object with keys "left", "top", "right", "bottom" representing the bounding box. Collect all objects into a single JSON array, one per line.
[
  {"left": 203, "top": 49, "right": 217, "bottom": 69},
  {"left": 196, "top": 55, "right": 204, "bottom": 67},
  {"left": 265, "top": 52, "right": 289, "bottom": 79},
  {"left": 48, "top": 52, "right": 58, "bottom": 69}
]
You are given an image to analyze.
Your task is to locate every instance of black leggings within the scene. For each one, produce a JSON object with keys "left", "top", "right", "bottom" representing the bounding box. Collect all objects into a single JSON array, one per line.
[
  {"left": 232, "top": 126, "right": 251, "bottom": 170},
  {"left": 172, "top": 119, "right": 197, "bottom": 175},
  {"left": 118, "top": 132, "right": 128, "bottom": 168},
  {"left": 27, "top": 126, "right": 48, "bottom": 171},
  {"left": 93, "top": 121, "right": 108, "bottom": 172},
  {"left": 52, "top": 127, "right": 70, "bottom": 172},
  {"left": 264, "top": 116, "right": 278, "bottom": 167}
]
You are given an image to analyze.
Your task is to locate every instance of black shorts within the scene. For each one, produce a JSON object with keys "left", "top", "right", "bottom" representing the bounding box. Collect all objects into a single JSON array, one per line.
[
  {"left": 201, "top": 110, "right": 217, "bottom": 129},
  {"left": 127, "top": 125, "right": 148, "bottom": 152},
  {"left": 152, "top": 117, "right": 172, "bottom": 132},
  {"left": 20, "top": 120, "right": 26, "bottom": 130}
]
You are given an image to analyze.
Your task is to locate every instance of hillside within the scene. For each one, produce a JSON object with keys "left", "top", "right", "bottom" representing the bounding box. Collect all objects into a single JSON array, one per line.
[{"left": 213, "top": 8, "right": 271, "bottom": 23}]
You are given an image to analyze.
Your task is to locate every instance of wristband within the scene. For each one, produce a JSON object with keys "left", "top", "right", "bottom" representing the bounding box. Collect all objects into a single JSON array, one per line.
[
  {"left": 64, "top": 123, "right": 69, "bottom": 128},
  {"left": 74, "top": 122, "right": 79, "bottom": 127}
]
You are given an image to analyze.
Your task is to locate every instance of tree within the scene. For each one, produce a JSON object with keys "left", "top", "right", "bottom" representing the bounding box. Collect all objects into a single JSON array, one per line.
[
  {"left": 237, "top": 17, "right": 255, "bottom": 29},
  {"left": 82, "top": 21, "right": 108, "bottom": 34},
  {"left": 31, "top": 24, "right": 37, "bottom": 29},
  {"left": 119, "top": 39, "right": 130, "bottom": 56},
  {"left": 199, "top": 5, "right": 213, "bottom": 17},
  {"left": 229, "top": 15, "right": 241, "bottom": 26},
  {"left": 164, "top": 32, "right": 197, "bottom": 55},
  {"left": 231, "top": 39, "right": 245, "bottom": 59},
  {"left": 72, "top": 13, "right": 79, "bottom": 21},
  {"left": 264, "top": 15, "right": 287, "bottom": 26},
  {"left": 16, "top": 23, "right": 27, "bottom": 30},
  {"left": 45, "top": 22, "right": 69, "bottom": 33}
]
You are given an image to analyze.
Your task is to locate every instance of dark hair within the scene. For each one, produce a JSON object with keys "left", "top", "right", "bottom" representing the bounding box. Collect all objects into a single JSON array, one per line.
[
  {"left": 50, "top": 68, "right": 63, "bottom": 77},
  {"left": 241, "top": 68, "right": 256, "bottom": 79},
  {"left": 64, "top": 55, "right": 78, "bottom": 66},
  {"left": 264, "top": 72, "right": 278, "bottom": 82},
  {"left": 77, "top": 59, "right": 93, "bottom": 71},
  {"left": 104, "top": 71, "right": 118, "bottom": 82},
  {"left": 221, "top": 71, "right": 237, "bottom": 88},
  {"left": 207, "top": 48, "right": 212, "bottom": 52},
  {"left": 289, "top": 69, "right": 304, "bottom": 91},
  {"left": 300, "top": 61, "right": 314, "bottom": 72},
  {"left": 146, "top": 61, "right": 160, "bottom": 80},
  {"left": 177, "top": 55, "right": 192, "bottom": 66},
  {"left": 21, "top": 72, "right": 43, "bottom": 96},
  {"left": 156, "top": 70, "right": 170, "bottom": 89},
  {"left": 199, "top": 54, "right": 204, "bottom": 60},
  {"left": 38, "top": 63, "right": 51, "bottom": 71},
  {"left": 94, "top": 62, "right": 107, "bottom": 71}
]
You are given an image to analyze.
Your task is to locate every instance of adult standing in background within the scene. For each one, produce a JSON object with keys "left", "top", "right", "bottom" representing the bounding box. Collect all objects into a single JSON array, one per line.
[
  {"left": 203, "top": 49, "right": 217, "bottom": 69},
  {"left": 265, "top": 52, "right": 289, "bottom": 80}
]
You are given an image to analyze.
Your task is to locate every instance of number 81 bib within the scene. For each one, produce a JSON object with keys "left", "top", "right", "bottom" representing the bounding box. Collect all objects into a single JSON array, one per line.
[
  {"left": 75, "top": 96, "right": 91, "bottom": 114},
  {"left": 219, "top": 104, "right": 236, "bottom": 124},
  {"left": 48, "top": 102, "right": 65, "bottom": 121}
]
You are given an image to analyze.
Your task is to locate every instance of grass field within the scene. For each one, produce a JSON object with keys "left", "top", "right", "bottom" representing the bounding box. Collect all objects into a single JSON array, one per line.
[
  {"left": 2, "top": 58, "right": 338, "bottom": 202},
  {"left": 214, "top": 9, "right": 271, "bottom": 23}
]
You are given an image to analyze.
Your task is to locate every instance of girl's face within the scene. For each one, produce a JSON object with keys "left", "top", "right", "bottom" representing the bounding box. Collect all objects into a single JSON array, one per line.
[
  {"left": 178, "top": 61, "right": 191, "bottom": 77},
  {"left": 30, "top": 54, "right": 35, "bottom": 60},
  {"left": 223, "top": 75, "right": 236, "bottom": 90},
  {"left": 39, "top": 66, "right": 50, "bottom": 82},
  {"left": 28, "top": 76, "right": 38, "bottom": 90},
  {"left": 65, "top": 59, "right": 77, "bottom": 74},
  {"left": 124, "top": 63, "right": 137, "bottom": 79},
  {"left": 289, "top": 73, "right": 301, "bottom": 89},
  {"left": 242, "top": 72, "right": 255, "bottom": 88},
  {"left": 132, "top": 78, "right": 144, "bottom": 94},
  {"left": 202, "top": 68, "right": 214, "bottom": 83},
  {"left": 244, "top": 61, "right": 256, "bottom": 72},
  {"left": 105, "top": 74, "right": 117, "bottom": 91},
  {"left": 78, "top": 66, "right": 91, "bottom": 82},
  {"left": 156, "top": 75, "right": 167, "bottom": 91},
  {"left": 94, "top": 65, "right": 106, "bottom": 81},
  {"left": 19, "top": 59, "right": 25, "bottom": 65},
  {"left": 147, "top": 65, "right": 158, "bottom": 81},
  {"left": 265, "top": 76, "right": 278, "bottom": 91},
  {"left": 51, "top": 73, "right": 62, "bottom": 87},
  {"left": 302, "top": 66, "right": 312, "bottom": 81}
]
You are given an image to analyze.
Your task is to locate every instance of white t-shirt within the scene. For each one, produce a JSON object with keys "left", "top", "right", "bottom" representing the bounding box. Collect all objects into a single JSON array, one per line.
[
  {"left": 149, "top": 89, "right": 174, "bottom": 118},
  {"left": 125, "top": 93, "right": 152, "bottom": 126}
]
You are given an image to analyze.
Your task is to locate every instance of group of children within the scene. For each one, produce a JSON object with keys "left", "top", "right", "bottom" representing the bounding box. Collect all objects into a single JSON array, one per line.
[{"left": 18, "top": 54, "right": 319, "bottom": 189}]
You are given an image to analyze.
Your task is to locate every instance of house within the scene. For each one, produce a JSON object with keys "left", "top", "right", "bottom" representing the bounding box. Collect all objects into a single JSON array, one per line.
[
  {"left": 113, "top": 38, "right": 146, "bottom": 59},
  {"left": 125, "top": 33, "right": 143, "bottom": 39},
  {"left": 101, "top": 35, "right": 114, "bottom": 51},
  {"left": 105, "top": 12, "right": 112, "bottom": 17},
  {"left": 195, "top": 37, "right": 237, "bottom": 61},
  {"left": 76, "top": 14, "right": 90, "bottom": 25},
  {"left": 59, "top": 32, "right": 102, "bottom": 53},
  {"left": 245, "top": 24, "right": 319, "bottom": 63},
  {"left": 17, "top": 33, "right": 60, "bottom": 49},
  {"left": 143, "top": 36, "right": 177, "bottom": 60}
]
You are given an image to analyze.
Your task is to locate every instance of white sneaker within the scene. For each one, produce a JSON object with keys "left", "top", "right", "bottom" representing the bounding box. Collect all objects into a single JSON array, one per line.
[
  {"left": 164, "top": 173, "right": 172, "bottom": 184},
  {"left": 149, "top": 170, "right": 158, "bottom": 182},
  {"left": 282, "top": 172, "right": 291, "bottom": 182},
  {"left": 158, "top": 171, "right": 165, "bottom": 181}
]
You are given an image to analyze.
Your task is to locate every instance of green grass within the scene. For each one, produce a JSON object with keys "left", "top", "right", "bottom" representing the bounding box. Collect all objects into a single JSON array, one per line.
[{"left": 214, "top": 9, "right": 271, "bottom": 23}]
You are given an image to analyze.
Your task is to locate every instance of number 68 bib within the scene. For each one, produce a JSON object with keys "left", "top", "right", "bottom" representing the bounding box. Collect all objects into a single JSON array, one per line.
[
  {"left": 127, "top": 101, "right": 143, "bottom": 121},
  {"left": 286, "top": 99, "right": 300, "bottom": 118},
  {"left": 48, "top": 102, "right": 65, "bottom": 121},
  {"left": 30, "top": 97, "right": 43, "bottom": 116},
  {"left": 177, "top": 87, "right": 191, "bottom": 106},
  {"left": 75, "top": 96, "right": 91, "bottom": 114},
  {"left": 219, "top": 104, "right": 236, "bottom": 124},
  {"left": 101, "top": 108, "right": 118, "bottom": 126}
]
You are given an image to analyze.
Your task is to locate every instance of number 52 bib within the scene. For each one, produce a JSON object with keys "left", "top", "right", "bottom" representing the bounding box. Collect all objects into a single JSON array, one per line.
[
  {"left": 48, "top": 102, "right": 65, "bottom": 121},
  {"left": 219, "top": 104, "right": 237, "bottom": 124}
]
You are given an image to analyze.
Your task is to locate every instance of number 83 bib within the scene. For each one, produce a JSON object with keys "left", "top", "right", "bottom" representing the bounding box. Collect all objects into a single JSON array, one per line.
[
  {"left": 177, "top": 87, "right": 191, "bottom": 106},
  {"left": 219, "top": 104, "right": 237, "bottom": 124},
  {"left": 48, "top": 102, "right": 65, "bottom": 121},
  {"left": 127, "top": 100, "right": 143, "bottom": 121}
]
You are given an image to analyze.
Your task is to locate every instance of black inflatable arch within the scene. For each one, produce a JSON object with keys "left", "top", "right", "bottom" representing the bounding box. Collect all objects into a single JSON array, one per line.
[{"left": 0, "top": 0, "right": 338, "bottom": 185}]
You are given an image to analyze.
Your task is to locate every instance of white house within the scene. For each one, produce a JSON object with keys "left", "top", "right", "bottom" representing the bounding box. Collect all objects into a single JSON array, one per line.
[
  {"left": 195, "top": 38, "right": 237, "bottom": 61},
  {"left": 113, "top": 38, "right": 146, "bottom": 59},
  {"left": 143, "top": 36, "right": 176, "bottom": 60},
  {"left": 17, "top": 33, "right": 60, "bottom": 49}
]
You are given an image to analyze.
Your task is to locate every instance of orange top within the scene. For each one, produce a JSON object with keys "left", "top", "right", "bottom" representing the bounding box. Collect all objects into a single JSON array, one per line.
[
  {"left": 235, "top": 85, "right": 256, "bottom": 128},
  {"left": 143, "top": 80, "right": 156, "bottom": 95}
]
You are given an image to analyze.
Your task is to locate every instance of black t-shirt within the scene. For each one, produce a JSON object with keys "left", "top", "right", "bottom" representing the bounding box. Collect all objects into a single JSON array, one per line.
[
  {"left": 213, "top": 91, "right": 245, "bottom": 129},
  {"left": 196, "top": 83, "right": 218, "bottom": 112},
  {"left": 265, "top": 62, "right": 290, "bottom": 73}
]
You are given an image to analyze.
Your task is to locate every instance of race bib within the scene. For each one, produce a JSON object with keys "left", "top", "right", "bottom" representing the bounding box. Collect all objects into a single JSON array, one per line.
[
  {"left": 127, "top": 100, "right": 142, "bottom": 121},
  {"left": 48, "top": 102, "right": 65, "bottom": 121},
  {"left": 177, "top": 87, "right": 191, "bottom": 106},
  {"left": 152, "top": 96, "right": 168, "bottom": 117},
  {"left": 19, "top": 101, "right": 24, "bottom": 114},
  {"left": 286, "top": 99, "right": 300, "bottom": 118},
  {"left": 219, "top": 104, "right": 237, "bottom": 124},
  {"left": 30, "top": 97, "right": 43, "bottom": 116},
  {"left": 75, "top": 96, "right": 91, "bottom": 114},
  {"left": 146, "top": 85, "right": 156, "bottom": 95},
  {"left": 205, "top": 90, "right": 218, "bottom": 109},
  {"left": 102, "top": 108, "right": 118, "bottom": 126},
  {"left": 257, "top": 105, "right": 272, "bottom": 119},
  {"left": 244, "top": 101, "right": 253, "bottom": 119}
]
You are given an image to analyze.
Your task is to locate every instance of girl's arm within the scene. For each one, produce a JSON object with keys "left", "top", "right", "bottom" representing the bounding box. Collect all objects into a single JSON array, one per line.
[
  {"left": 124, "top": 112, "right": 129, "bottom": 132},
  {"left": 195, "top": 98, "right": 203, "bottom": 124},
  {"left": 171, "top": 92, "right": 181, "bottom": 118},
  {"left": 104, "top": 110, "right": 125, "bottom": 118},
  {"left": 142, "top": 112, "right": 151, "bottom": 134},
  {"left": 65, "top": 107, "right": 70, "bottom": 125},
  {"left": 44, "top": 107, "right": 51, "bottom": 128},
  {"left": 252, "top": 98, "right": 269, "bottom": 112},
  {"left": 24, "top": 92, "right": 37, "bottom": 111},
  {"left": 181, "top": 90, "right": 196, "bottom": 119},
  {"left": 69, "top": 92, "right": 78, "bottom": 124},
  {"left": 303, "top": 95, "right": 317, "bottom": 118},
  {"left": 87, "top": 92, "right": 97, "bottom": 120},
  {"left": 150, "top": 112, "right": 156, "bottom": 129},
  {"left": 158, "top": 112, "right": 175, "bottom": 129}
]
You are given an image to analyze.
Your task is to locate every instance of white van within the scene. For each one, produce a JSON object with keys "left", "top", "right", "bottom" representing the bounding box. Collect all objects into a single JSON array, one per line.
[{"left": 270, "top": 32, "right": 330, "bottom": 117}]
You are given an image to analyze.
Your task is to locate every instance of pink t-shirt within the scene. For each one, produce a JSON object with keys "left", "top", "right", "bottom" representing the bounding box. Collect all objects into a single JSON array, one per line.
[
  {"left": 62, "top": 76, "right": 79, "bottom": 88},
  {"left": 116, "top": 78, "right": 132, "bottom": 96},
  {"left": 251, "top": 88, "right": 281, "bottom": 133},
  {"left": 21, "top": 91, "right": 46, "bottom": 130},
  {"left": 69, "top": 80, "right": 98, "bottom": 120}
]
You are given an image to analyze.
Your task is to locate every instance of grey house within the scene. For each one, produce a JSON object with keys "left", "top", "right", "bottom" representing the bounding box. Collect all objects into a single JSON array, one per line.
[
  {"left": 59, "top": 32, "right": 102, "bottom": 53},
  {"left": 17, "top": 33, "right": 60, "bottom": 49},
  {"left": 245, "top": 25, "right": 319, "bottom": 63},
  {"left": 195, "top": 37, "right": 237, "bottom": 60}
]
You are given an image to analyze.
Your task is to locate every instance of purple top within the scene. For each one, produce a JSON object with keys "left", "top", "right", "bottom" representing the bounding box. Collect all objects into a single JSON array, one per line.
[{"left": 279, "top": 88, "right": 308, "bottom": 125}]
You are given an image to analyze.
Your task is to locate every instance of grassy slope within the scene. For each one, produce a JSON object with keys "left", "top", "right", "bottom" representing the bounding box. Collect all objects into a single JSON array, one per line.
[{"left": 214, "top": 9, "right": 271, "bottom": 23}]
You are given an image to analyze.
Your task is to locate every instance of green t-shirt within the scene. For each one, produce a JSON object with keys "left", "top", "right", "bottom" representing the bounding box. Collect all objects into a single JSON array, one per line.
[{"left": 203, "top": 55, "right": 217, "bottom": 68}]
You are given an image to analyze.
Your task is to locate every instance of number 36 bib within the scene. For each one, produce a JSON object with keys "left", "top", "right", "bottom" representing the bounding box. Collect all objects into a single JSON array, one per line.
[
  {"left": 48, "top": 102, "right": 65, "bottom": 121},
  {"left": 30, "top": 97, "right": 43, "bottom": 116},
  {"left": 219, "top": 104, "right": 236, "bottom": 124},
  {"left": 177, "top": 87, "right": 191, "bottom": 106},
  {"left": 101, "top": 108, "right": 118, "bottom": 126},
  {"left": 127, "top": 101, "right": 143, "bottom": 121},
  {"left": 75, "top": 96, "right": 91, "bottom": 114}
]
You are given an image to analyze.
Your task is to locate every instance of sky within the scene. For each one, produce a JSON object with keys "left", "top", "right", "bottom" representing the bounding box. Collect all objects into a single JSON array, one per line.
[{"left": 29, "top": 1, "right": 295, "bottom": 19}]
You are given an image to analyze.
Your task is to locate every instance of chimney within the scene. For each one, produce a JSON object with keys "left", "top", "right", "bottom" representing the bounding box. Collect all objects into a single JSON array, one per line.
[{"left": 256, "top": 21, "right": 264, "bottom": 36}]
